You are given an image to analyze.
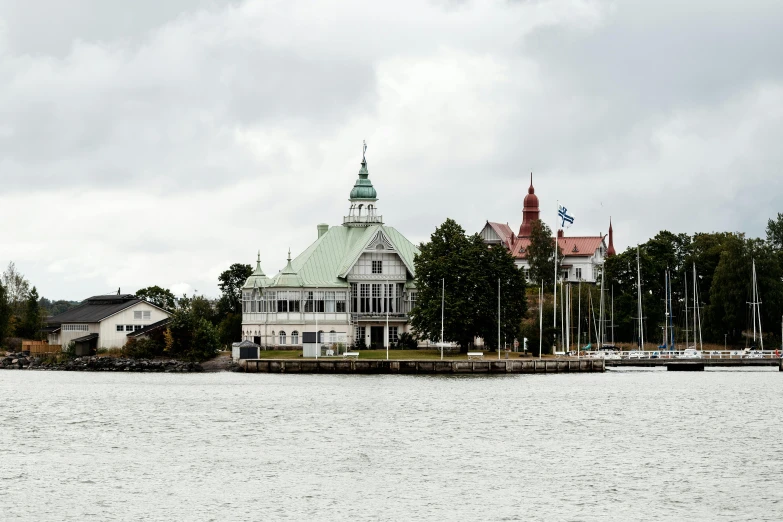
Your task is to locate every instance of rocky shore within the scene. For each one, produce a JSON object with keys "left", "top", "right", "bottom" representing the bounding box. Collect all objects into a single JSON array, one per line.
[{"left": 0, "top": 353, "right": 203, "bottom": 372}]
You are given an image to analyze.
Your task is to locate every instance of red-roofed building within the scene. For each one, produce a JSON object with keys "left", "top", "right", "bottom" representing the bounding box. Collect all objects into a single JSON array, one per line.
[{"left": 479, "top": 174, "right": 615, "bottom": 284}]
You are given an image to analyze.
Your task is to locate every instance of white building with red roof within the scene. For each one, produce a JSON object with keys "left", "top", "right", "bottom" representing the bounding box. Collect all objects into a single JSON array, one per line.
[{"left": 479, "top": 174, "right": 615, "bottom": 284}]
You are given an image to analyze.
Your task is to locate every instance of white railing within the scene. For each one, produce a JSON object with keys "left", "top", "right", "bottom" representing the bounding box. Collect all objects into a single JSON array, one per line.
[
  {"left": 343, "top": 215, "right": 383, "bottom": 225},
  {"left": 569, "top": 349, "right": 782, "bottom": 360}
]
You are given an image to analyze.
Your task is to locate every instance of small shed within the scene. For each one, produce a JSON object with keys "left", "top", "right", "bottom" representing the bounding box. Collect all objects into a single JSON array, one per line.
[{"left": 232, "top": 340, "right": 260, "bottom": 361}]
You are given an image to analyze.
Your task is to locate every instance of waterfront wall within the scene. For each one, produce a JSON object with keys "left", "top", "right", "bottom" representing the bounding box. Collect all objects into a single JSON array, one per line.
[{"left": 240, "top": 358, "right": 605, "bottom": 374}]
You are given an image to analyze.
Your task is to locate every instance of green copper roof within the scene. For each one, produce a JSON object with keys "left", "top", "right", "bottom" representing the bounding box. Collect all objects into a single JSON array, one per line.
[
  {"left": 272, "top": 249, "right": 303, "bottom": 287},
  {"left": 242, "top": 251, "right": 272, "bottom": 289},
  {"left": 269, "top": 224, "right": 419, "bottom": 288},
  {"left": 349, "top": 159, "right": 377, "bottom": 200}
]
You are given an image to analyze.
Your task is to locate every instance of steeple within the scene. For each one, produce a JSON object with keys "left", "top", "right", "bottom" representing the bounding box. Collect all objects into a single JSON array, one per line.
[
  {"left": 274, "top": 248, "right": 303, "bottom": 287},
  {"left": 344, "top": 141, "right": 383, "bottom": 227},
  {"left": 243, "top": 249, "right": 272, "bottom": 289},
  {"left": 518, "top": 172, "right": 540, "bottom": 237},
  {"left": 606, "top": 218, "right": 616, "bottom": 257}
]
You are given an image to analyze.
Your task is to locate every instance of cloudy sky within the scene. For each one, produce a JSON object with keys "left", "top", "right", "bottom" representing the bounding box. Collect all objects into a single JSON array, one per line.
[{"left": 1, "top": 0, "right": 781, "bottom": 300}]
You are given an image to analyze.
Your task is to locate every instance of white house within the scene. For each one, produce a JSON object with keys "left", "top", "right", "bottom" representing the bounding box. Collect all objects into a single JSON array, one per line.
[{"left": 45, "top": 294, "right": 171, "bottom": 354}]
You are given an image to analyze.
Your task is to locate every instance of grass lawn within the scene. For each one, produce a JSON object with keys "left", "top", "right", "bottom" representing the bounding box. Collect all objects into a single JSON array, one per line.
[{"left": 255, "top": 349, "right": 541, "bottom": 360}]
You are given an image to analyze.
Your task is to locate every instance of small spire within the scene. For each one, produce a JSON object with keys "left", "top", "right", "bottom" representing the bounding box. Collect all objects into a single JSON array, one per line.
[
  {"left": 256, "top": 250, "right": 261, "bottom": 269},
  {"left": 287, "top": 248, "right": 291, "bottom": 262},
  {"left": 362, "top": 140, "right": 367, "bottom": 163},
  {"left": 607, "top": 217, "right": 616, "bottom": 257},
  {"left": 528, "top": 172, "right": 535, "bottom": 194}
]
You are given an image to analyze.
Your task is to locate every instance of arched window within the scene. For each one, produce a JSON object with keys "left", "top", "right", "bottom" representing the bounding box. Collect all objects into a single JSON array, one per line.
[
  {"left": 318, "top": 330, "right": 324, "bottom": 344},
  {"left": 368, "top": 204, "right": 374, "bottom": 216},
  {"left": 357, "top": 204, "right": 363, "bottom": 216},
  {"left": 329, "top": 330, "right": 336, "bottom": 343},
  {"left": 291, "top": 330, "right": 299, "bottom": 345},
  {"left": 279, "top": 331, "right": 286, "bottom": 345}
]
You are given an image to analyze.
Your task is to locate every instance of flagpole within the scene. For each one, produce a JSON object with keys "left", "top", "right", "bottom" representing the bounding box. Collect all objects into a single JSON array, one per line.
[
  {"left": 553, "top": 200, "right": 558, "bottom": 355},
  {"left": 440, "top": 278, "right": 444, "bottom": 361},
  {"left": 539, "top": 282, "right": 543, "bottom": 360}
]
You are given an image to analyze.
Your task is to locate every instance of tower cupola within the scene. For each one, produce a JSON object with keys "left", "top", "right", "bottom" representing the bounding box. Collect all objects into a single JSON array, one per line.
[
  {"left": 518, "top": 172, "right": 540, "bottom": 237},
  {"left": 344, "top": 140, "right": 383, "bottom": 227}
]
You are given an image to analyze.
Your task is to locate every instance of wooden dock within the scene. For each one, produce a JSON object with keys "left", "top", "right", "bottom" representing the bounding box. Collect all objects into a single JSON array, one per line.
[
  {"left": 605, "top": 358, "right": 780, "bottom": 368},
  {"left": 239, "top": 358, "right": 605, "bottom": 374}
]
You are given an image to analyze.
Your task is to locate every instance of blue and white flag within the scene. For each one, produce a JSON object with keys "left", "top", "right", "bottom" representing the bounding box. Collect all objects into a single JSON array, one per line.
[{"left": 558, "top": 205, "right": 575, "bottom": 228}]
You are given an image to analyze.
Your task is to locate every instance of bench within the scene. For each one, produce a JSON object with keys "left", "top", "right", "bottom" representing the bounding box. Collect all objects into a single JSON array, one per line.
[
  {"left": 343, "top": 352, "right": 359, "bottom": 360},
  {"left": 467, "top": 352, "right": 483, "bottom": 361}
]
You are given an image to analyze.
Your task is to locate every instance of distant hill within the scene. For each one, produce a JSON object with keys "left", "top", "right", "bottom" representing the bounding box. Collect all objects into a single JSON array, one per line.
[{"left": 38, "top": 297, "right": 82, "bottom": 317}]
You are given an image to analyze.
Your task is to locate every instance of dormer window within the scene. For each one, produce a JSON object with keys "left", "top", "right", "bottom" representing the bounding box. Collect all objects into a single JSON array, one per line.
[
  {"left": 519, "top": 247, "right": 525, "bottom": 254},
  {"left": 572, "top": 245, "right": 579, "bottom": 253}
]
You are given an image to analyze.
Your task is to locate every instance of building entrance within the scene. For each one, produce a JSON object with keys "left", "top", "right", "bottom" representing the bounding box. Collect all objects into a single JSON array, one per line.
[{"left": 370, "top": 326, "right": 384, "bottom": 348}]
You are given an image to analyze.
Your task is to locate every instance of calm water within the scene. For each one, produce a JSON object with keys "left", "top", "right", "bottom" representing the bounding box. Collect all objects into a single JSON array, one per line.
[{"left": 1, "top": 368, "right": 782, "bottom": 521}]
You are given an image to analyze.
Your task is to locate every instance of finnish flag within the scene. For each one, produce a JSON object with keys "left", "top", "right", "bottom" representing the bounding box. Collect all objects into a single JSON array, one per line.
[{"left": 558, "top": 205, "right": 575, "bottom": 228}]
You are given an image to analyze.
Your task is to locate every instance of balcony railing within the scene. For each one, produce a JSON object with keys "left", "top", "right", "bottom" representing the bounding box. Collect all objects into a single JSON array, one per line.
[{"left": 343, "top": 215, "right": 384, "bottom": 225}]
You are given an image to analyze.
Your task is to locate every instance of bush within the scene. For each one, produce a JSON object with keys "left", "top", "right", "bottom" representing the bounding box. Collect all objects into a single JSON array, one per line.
[
  {"left": 123, "top": 338, "right": 163, "bottom": 359},
  {"left": 396, "top": 332, "right": 418, "bottom": 349},
  {"left": 166, "top": 310, "right": 221, "bottom": 362}
]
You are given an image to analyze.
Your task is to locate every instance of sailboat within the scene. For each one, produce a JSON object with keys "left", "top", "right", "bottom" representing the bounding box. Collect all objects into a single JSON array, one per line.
[
  {"left": 678, "top": 263, "right": 704, "bottom": 358},
  {"left": 747, "top": 259, "right": 763, "bottom": 354},
  {"left": 636, "top": 247, "right": 645, "bottom": 352}
]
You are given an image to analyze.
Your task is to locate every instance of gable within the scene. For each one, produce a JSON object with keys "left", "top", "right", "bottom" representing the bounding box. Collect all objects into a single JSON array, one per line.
[
  {"left": 480, "top": 223, "right": 501, "bottom": 242},
  {"left": 338, "top": 226, "right": 417, "bottom": 278},
  {"left": 348, "top": 251, "right": 408, "bottom": 279}
]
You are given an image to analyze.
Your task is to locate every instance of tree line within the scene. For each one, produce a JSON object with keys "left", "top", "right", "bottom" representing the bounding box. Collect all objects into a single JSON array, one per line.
[
  {"left": 409, "top": 213, "right": 783, "bottom": 353},
  {"left": 605, "top": 214, "right": 783, "bottom": 347}
]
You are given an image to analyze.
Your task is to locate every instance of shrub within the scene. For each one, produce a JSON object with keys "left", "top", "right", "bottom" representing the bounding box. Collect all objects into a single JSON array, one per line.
[
  {"left": 396, "top": 332, "right": 418, "bottom": 349},
  {"left": 123, "top": 338, "right": 163, "bottom": 359}
]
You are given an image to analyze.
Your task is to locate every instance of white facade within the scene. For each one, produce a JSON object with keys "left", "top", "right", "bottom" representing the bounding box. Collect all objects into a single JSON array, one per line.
[
  {"left": 241, "top": 151, "right": 419, "bottom": 350},
  {"left": 48, "top": 301, "right": 170, "bottom": 350},
  {"left": 99, "top": 303, "right": 171, "bottom": 349}
]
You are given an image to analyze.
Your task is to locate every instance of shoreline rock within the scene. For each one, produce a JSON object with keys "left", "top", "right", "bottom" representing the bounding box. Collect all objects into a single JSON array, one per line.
[{"left": 0, "top": 353, "right": 203, "bottom": 372}]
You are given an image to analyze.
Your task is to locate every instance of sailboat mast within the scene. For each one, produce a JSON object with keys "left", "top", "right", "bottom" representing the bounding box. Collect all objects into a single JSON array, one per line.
[
  {"left": 637, "top": 247, "right": 644, "bottom": 350},
  {"left": 663, "top": 270, "right": 668, "bottom": 350},
  {"left": 752, "top": 260, "right": 757, "bottom": 344},
  {"left": 578, "top": 281, "right": 582, "bottom": 358},
  {"left": 538, "top": 282, "right": 543, "bottom": 360},
  {"left": 685, "top": 268, "right": 695, "bottom": 349},
  {"left": 667, "top": 270, "right": 675, "bottom": 349},
  {"left": 599, "top": 266, "right": 605, "bottom": 349},
  {"left": 565, "top": 283, "right": 571, "bottom": 352},
  {"left": 611, "top": 285, "right": 615, "bottom": 346},
  {"left": 754, "top": 260, "right": 763, "bottom": 350}
]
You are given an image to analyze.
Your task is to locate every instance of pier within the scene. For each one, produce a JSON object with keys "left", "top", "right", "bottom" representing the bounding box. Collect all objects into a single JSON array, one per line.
[
  {"left": 605, "top": 358, "right": 780, "bottom": 368},
  {"left": 240, "top": 358, "right": 605, "bottom": 374}
]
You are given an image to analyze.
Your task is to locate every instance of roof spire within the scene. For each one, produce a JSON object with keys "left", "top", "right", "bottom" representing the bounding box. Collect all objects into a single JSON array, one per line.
[
  {"left": 256, "top": 250, "right": 261, "bottom": 269},
  {"left": 607, "top": 217, "right": 616, "bottom": 257},
  {"left": 287, "top": 248, "right": 291, "bottom": 263}
]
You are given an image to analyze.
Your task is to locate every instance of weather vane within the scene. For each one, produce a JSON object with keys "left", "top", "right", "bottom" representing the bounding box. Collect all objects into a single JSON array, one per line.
[{"left": 362, "top": 140, "right": 367, "bottom": 162}]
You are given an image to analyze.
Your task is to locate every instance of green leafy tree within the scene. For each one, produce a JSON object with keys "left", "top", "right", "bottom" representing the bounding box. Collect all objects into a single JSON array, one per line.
[
  {"left": 136, "top": 286, "right": 177, "bottom": 311},
  {"left": 767, "top": 213, "right": 783, "bottom": 249},
  {"left": 217, "top": 263, "right": 253, "bottom": 316},
  {"left": 710, "top": 236, "right": 783, "bottom": 344},
  {"left": 411, "top": 218, "right": 527, "bottom": 351},
  {"left": 165, "top": 306, "right": 221, "bottom": 362},
  {"left": 0, "top": 283, "right": 12, "bottom": 346},
  {"left": 215, "top": 263, "right": 252, "bottom": 344},
  {"left": 1, "top": 262, "right": 30, "bottom": 316},
  {"left": 20, "top": 287, "right": 43, "bottom": 340},
  {"left": 526, "top": 220, "right": 563, "bottom": 288}
]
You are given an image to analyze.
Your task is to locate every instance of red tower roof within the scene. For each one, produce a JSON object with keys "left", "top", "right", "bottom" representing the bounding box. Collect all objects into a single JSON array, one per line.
[
  {"left": 606, "top": 218, "right": 616, "bottom": 257},
  {"left": 518, "top": 172, "right": 540, "bottom": 237}
]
